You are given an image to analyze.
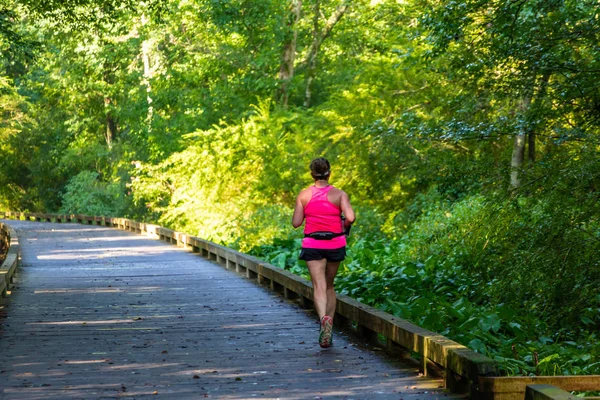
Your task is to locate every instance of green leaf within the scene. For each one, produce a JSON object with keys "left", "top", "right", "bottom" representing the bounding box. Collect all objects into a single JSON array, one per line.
[
  {"left": 468, "top": 338, "right": 487, "bottom": 354},
  {"left": 538, "top": 336, "right": 553, "bottom": 345},
  {"left": 479, "top": 313, "right": 501, "bottom": 333}
]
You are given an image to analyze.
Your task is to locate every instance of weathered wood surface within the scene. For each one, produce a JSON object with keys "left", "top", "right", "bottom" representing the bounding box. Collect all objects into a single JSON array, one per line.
[
  {"left": 524, "top": 384, "right": 578, "bottom": 400},
  {"left": 1, "top": 212, "right": 499, "bottom": 392},
  {"left": 0, "top": 221, "right": 461, "bottom": 399},
  {"left": 0, "top": 223, "right": 19, "bottom": 298},
  {"left": 478, "top": 376, "right": 600, "bottom": 400}
]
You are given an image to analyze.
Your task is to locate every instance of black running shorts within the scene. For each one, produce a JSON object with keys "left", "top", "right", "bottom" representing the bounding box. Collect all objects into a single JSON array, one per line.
[{"left": 299, "top": 247, "right": 346, "bottom": 262}]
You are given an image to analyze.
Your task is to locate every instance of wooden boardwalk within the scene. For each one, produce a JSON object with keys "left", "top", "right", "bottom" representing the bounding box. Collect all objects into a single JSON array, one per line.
[{"left": 0, "top": 220, "right": 461, "bottom": 399}]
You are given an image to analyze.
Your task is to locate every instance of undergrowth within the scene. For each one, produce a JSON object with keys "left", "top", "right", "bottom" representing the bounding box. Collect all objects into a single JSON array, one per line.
[{"left": 244, "top": 189, "right": 600, "bottom": 378}]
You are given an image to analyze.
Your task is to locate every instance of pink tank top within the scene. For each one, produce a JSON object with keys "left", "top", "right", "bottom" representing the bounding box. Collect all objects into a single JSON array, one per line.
[{"left": 302, "top": 186, "right": 346, "bottom": 249}]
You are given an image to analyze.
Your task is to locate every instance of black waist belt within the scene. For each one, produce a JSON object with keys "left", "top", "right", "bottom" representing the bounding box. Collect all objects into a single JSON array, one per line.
[{"left": 304, "top": 231, "right": 345, "bottom": 240}]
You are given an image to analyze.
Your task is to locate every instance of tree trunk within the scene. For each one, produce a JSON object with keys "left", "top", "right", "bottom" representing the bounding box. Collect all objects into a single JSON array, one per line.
[
  {"left": 528, "top": 129, "right": 535, "bottom": 163},
  {"left": 304, "top": 0, "right": 320, "bottom": 108},
  {"left": 103, "top": 59, "right": 116, "bottom": 149},
  {"left": 510, "top": 71, "right": 551, "bottom": 188},
  {"left": 510, "top": 96, "right": 531, "bottom": 189},
  {"left": 278, "top": 0, "right": 302, "bottom": 107},
  {"left": 510, "top": 133, "right": 526, "bottom": 188},
  {"left": 141, "top": 14, "right": 154, "bottom": 134},
  {"left": 527, "top": 73, "right": 551, "bottom": 165},
  {"left": 303, "top": 0, "right": 349, "bottom": 108}
]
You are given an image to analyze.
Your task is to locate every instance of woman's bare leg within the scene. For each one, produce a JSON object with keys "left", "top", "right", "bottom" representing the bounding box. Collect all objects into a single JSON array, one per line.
[
  {"left": 306, "top": 258, "right": 328, "bottom": 319},
  {"left": 325, "top": 261, "right": 340, "bottom": 318}
]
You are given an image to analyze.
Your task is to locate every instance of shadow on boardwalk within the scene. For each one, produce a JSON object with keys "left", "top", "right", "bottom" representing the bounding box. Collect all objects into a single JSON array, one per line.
[{"left": 0, "top": 221, "right": 460, "bottom": 399}]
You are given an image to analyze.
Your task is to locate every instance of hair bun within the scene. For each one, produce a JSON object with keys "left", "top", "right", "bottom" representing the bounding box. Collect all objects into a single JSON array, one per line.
[{"left": 310, "top": 157, "right": 331, "bottom": 179}]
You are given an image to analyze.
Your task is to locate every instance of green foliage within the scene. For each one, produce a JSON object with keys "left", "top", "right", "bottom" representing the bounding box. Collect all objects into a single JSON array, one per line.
[
  {"left": 247, "top": 237, "right": 307, "bottom": 278},
  {"left": 60, "top": 171, "right": 125, "bottom": 216},
  {"left": 128, "top": 100, "right": 337, "bottom": 244}
]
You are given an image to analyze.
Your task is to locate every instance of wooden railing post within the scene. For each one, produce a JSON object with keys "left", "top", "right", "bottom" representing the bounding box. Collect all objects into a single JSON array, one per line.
[{"left": 525, "top": 384, "right": 578, "bottom": 400}]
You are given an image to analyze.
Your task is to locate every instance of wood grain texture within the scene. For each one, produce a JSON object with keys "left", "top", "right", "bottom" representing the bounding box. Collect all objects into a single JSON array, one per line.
[
  {"left": 0, "top": 220, "right": 462, "bottom": 399},
  {"left": 525, "top": 384, "right": 578, "bottom": 400},
  {"left": 476, "top": 376, "right": 600, "bottom": 400}
]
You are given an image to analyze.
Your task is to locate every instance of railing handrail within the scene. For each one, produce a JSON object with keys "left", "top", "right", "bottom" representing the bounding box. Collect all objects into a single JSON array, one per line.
[
  {"left": 525, "top": 384, "right": 579, "bottom": 400},
  {"left": 0, "top": 220, "right": 20, "bottom": 298}
]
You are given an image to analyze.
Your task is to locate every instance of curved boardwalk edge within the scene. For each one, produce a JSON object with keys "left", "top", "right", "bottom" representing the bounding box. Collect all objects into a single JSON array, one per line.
[{"left": 2, "top": 212, "right": 598, "bottom": 399}]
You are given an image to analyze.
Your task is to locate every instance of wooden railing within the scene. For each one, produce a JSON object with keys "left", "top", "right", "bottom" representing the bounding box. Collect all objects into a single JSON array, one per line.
[
  {"left": 480, "top": 377, "right": 600, "bottom": 400},
  {"left": 2, "top": 212, "right": 599, "bottom": 399},
  {"left": 0, "top": 221, "right": 19, "bottom": 298},
  {"left": 525, "top": 384, "right": 579, "bottom": 400}
]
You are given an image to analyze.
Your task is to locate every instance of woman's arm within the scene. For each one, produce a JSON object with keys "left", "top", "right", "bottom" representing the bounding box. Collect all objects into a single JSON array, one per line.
[
  {"left": 292, "top": 194, "right": 305, "bottom": 228},
  {"left": 340, "top": 191, "right": 355, "bottom": 228}
]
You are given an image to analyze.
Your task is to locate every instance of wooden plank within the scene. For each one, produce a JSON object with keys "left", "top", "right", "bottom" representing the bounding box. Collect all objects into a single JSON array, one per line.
[
  {"left": 4, "top": 253, "right": 17, "bottom": 278},
  {"left": 480, "top": 376, "right": 600, "bottom": 393},
  {"left": 525, "top": 384, "right": 578, "bottom": 400},
  {"left": 477, "top": 376, "right": 600, "bottom": 399}
]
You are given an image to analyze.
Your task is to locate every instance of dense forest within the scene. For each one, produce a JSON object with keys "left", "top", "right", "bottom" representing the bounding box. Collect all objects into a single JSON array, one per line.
[{"left": 1, "top": 0, "right": 599, "bottom": 378}]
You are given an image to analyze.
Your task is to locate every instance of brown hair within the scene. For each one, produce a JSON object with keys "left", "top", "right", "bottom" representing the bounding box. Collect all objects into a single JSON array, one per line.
[{"left": 310, "top": 157, "right": 331, "bottom": 180}]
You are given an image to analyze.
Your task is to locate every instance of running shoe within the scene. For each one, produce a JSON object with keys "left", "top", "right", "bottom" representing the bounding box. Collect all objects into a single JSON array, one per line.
[{"left": 319, "top": 315, "right": 333, "bottom": 348}]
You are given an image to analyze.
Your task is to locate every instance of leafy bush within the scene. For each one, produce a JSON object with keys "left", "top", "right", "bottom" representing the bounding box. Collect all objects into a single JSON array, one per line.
[{"left": 60, "top": 171, "right": 125, "bottom": 216}]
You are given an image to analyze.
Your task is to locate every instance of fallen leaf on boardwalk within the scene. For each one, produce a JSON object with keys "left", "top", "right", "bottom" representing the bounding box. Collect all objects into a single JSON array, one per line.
[
  {"left": 161, "top": 350, "right": 168, "bottom": 354},
  {"left": 235, "top": 377, "right": 242, "bottom": 381},
  {"left": 299, "top": 341, "right": 305, "bottom": 344},
  {"left": 152, "top": 391, "right": 158, "bottom": 395},
  {"left": 193, "top": 375, "right": 200, "bottom": 379},
  {"left": 133, "top": 317, "right": 143, "bottom": 321}
]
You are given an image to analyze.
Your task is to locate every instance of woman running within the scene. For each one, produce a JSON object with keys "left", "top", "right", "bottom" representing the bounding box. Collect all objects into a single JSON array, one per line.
[{"left": 292, "top": 157, "right": 355, "bottom": 348}]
